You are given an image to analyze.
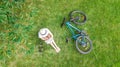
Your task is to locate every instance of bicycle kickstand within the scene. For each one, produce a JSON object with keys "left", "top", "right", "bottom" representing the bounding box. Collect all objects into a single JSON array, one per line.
[{"left": 66, "top": 37, "right": 72, "bottom": 43}]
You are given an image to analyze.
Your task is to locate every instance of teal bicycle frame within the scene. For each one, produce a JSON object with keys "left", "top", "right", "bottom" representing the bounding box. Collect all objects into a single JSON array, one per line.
[
  {"left": 66, "top": 22, "right": 82, "bottom": 40},
  {"left": 66, "top": 21, "right": 87, "bottom": 47}
]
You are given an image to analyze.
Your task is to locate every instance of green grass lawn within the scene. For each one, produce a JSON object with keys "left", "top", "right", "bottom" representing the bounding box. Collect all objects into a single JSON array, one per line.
[{"left": 0, "top": 0, "right": 120, "bottom": 67}]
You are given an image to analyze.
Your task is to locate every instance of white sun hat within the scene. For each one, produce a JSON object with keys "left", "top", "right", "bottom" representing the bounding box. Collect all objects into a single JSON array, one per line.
[{"left": 38, "top": 28, "right": 49, "bottom": 38}]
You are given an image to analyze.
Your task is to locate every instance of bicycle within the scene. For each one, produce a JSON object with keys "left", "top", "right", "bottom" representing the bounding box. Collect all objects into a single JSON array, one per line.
[{"left": 61, "top": 10, "right": 92, "bottom": 54}]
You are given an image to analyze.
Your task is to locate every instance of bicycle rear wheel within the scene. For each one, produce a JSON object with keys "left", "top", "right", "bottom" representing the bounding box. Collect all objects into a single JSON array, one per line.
[
  {"left": 76, "top": 36, "right": 92, "bottom": 54},
  {"left": 70, "top": 10, "right": 87, "bottom": 25}
]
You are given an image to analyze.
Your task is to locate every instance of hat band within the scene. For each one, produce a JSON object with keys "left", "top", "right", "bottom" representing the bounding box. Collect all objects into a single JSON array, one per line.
[{"left": 41, "top": 30, "right": 47, "bottom": 35}]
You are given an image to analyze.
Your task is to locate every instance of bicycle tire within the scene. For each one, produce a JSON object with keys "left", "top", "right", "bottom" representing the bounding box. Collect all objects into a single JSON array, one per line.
[
  {"left": 76, "top": 36, "right": 92, "bottom": 54},
  {"left": 69, "top": 10, "right": 87, "bottom": 25}
]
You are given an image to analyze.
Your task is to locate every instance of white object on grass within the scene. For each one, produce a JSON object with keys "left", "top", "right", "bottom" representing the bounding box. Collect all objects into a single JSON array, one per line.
[{"left": 38, "top": 28, "right": 60, "bottom": 53}]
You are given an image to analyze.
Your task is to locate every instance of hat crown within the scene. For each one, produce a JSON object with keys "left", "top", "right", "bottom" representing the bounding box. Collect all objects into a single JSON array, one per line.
[{"left": 40, "top": 29, "right": 47, "bottom": 35}]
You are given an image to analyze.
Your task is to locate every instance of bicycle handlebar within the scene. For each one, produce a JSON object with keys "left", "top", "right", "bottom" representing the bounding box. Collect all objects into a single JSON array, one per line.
[{"left": 61, "top": 17, "right": 66, "bottom": 27}]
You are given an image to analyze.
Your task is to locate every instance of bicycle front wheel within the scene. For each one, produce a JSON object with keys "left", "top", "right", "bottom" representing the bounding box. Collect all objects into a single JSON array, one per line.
[
  {"left": 76, "top": 36, "right": 92, "bottom": 54},
  {"left": 69, "top": 10, "right": 87, "bottom": 25}
]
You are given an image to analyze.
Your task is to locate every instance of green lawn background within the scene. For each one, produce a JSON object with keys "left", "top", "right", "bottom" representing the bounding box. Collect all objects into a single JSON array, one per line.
[{"left": 0, "top": 0, "right": 120, "bottom": 67}]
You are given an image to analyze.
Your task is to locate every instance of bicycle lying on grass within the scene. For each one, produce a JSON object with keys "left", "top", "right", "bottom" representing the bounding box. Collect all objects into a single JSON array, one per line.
[{"left": 61, "top": 10, "right": 92, "bottom": 54}]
